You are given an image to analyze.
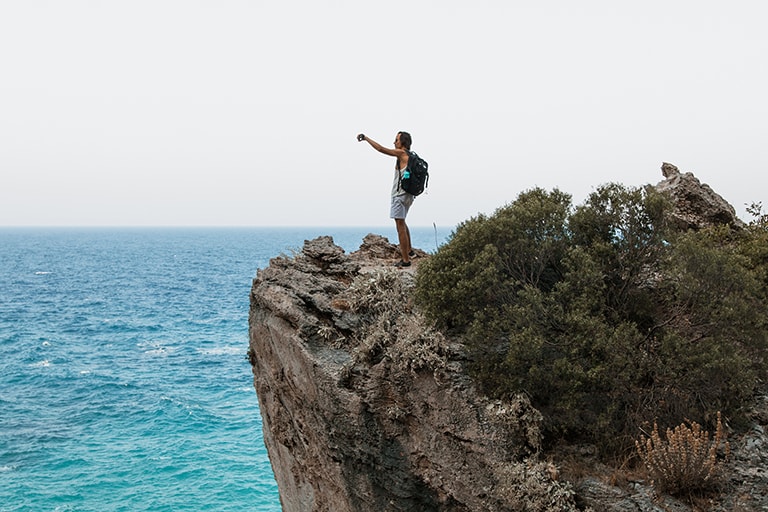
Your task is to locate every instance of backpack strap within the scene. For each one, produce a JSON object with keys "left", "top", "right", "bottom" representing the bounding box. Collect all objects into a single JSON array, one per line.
[{"left": 396, "top": 151, "right": 412, "bottom": 192}]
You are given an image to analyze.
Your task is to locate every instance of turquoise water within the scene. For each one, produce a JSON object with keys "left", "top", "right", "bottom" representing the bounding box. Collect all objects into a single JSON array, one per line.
[{"left": 0, "top": 227, "right": 449, "bottom": 511}]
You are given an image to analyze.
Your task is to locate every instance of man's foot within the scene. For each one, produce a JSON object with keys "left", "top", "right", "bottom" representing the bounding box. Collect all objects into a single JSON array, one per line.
[{"left": 394, "top": 260, "right": 411, "bottom": 268}]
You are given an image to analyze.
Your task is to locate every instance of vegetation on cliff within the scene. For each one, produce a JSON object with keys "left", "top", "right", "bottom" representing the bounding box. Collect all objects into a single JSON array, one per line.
[{"left": 415, "top": 184, "right": 768, "bottom": 455}]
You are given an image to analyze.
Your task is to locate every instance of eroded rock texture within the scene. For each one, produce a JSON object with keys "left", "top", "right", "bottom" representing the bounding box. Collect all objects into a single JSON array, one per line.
[{"left": 656, "top": 162, "right": 745, "bottom": 230}]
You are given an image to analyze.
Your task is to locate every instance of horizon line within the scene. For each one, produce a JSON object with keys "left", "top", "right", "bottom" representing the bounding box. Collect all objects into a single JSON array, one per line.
[{"left": 0, "top": 224, "right": 451, "bottom": 229}]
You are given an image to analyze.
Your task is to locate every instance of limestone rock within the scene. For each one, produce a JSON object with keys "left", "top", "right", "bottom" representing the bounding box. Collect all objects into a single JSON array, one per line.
[
  {"left": 249, "top": 235, "right": 576, "bottom": 512},
  {"left": 655, "top": 162, "right": 745, "bottom": 230}
]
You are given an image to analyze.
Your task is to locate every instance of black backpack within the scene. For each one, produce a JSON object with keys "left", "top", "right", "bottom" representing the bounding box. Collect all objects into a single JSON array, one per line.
[{"left": 400, "top": 151, "right": 429, "bottom": 196}]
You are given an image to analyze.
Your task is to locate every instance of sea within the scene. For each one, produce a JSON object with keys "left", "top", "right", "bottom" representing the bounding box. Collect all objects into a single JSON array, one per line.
[{"left": 0, "top": 226, "right": 450, "bottom": 512}]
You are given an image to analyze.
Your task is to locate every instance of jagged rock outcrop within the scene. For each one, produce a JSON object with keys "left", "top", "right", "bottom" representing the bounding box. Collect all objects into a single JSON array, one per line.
[
  {"left": 249, "top": 235, "right": 578, "bottom": 512},
  {"left": 655, "top": 162, "right": 745, "bottom": 230}
]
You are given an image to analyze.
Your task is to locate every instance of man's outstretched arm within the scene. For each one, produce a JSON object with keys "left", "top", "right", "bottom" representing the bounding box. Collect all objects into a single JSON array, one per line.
[{"left": 357, "top": 134, "right": 405, "bottom": 158}]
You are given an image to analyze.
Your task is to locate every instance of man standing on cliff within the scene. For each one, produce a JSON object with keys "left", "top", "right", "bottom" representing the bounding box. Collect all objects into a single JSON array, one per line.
[{"left": 356, "top": 131, "right": 415, "bottom": 268}]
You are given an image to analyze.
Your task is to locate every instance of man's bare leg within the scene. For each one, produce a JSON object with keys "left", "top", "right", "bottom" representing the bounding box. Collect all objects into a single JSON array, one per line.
[
  {"left": 405, "top": 224, "right": 412, "bottom": 256},
  {"left": 395, "top": 218, "right": 411, "bottom": 263}
]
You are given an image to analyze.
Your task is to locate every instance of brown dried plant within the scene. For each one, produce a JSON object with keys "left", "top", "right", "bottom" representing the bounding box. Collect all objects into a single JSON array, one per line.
[
  {"left": 635, "top": 411, "right": 730, "bottom": 495},
  {"left": 345, "top": 269, "right": 449, "bottom": 376}
]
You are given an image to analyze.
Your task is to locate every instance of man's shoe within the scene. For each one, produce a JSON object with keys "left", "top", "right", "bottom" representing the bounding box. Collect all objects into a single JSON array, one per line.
[{"left": 394, "top": 260, "right": 412, "bottom": 268}]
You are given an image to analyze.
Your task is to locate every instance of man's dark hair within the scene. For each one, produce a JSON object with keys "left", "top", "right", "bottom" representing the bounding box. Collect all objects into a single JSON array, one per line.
[{"left": 398, "top": 131, "right": 412, "bottom": 150}]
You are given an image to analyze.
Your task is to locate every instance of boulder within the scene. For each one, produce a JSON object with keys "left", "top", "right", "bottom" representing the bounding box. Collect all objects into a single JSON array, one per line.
[{"left": 655, "top": 162, "right": 745, "bottom": 230}]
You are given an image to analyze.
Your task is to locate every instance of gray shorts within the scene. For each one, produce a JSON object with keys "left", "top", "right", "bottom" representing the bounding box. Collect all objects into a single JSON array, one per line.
[{"left": 390, "top": 193, "right": 414, "bottom": 219}]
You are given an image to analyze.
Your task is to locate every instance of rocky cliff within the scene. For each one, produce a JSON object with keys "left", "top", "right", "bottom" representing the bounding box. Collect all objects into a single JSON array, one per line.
[
  {"left": 248, "top": 235, "right": 577, "bottom": 511},
  {"left": 249, "top": 165, "right": 767, "bottom": 511}
]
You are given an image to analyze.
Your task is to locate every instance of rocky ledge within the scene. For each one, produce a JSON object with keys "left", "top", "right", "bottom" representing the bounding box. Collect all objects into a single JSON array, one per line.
[{"left": 249, "top": 165, "right": 767, "bottom": 511}]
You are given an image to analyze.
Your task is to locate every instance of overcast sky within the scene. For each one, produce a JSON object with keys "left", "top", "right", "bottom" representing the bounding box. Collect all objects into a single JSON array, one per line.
[{"left": 2, "top": 1, "right": 766, "bottom": 228}]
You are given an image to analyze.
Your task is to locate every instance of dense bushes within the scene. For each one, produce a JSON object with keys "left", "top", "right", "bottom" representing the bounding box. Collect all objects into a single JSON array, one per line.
[{"left": 415, "top": 185, "right": 768, "bottom": 454}]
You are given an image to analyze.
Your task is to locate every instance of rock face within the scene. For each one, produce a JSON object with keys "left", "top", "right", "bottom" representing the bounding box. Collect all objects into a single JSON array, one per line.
[
  {"left": 655, "top": 162, "right": 745, "bottom": 230},
  {"left": 248, "top": 235, "right": 576, "bottom": 512}
]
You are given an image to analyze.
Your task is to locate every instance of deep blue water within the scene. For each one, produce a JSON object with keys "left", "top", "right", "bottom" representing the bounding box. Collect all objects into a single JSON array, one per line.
[{"left": 0, "top": 227, "right": 449, "bottom": 512}]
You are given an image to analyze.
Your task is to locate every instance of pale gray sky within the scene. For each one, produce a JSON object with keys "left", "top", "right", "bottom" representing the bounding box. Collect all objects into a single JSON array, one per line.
[{"left": 2, "top": 1, "right": 766, "bottom": 227}]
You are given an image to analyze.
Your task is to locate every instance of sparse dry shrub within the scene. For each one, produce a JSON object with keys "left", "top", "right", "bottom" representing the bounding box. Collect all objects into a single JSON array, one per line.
[
  {"left": 486, "top": 397, "right": 544, "bottom": 455},
  {"left": 316, "top": 323, "right": 344, "bottom": 344},
  {"left": 348, "top": 268, "right": 411, "bottom": 316},
  {"left": 385, "top": 314, "right": 450, "bottom": 375},
  {"left": 345, "top": 269, "right": 449, "bottom": 376},
  {"left": 635, "top": 412, "right": 730, "bottom": 495},
  {"left": 493, "top": 459, "right": 583, "bottom": 511}
]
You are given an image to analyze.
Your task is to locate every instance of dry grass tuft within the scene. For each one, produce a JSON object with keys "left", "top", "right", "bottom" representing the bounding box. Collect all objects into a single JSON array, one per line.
[{"left": 635, "top": 411, "right": 730, "bottom": 495}]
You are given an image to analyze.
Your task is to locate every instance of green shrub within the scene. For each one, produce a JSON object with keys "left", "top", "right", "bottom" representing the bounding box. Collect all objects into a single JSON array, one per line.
[
  {"left": 651, "top": 227, "right": 768, "bottom": 422},
  {"left": 741, "top": 202, "right": 768, "bottom": 289},
  {"left": 415, "top": 183, "right": 768, "bottom": 454},
  {"left": 416, "top": 187, "right": 572, "bottom": 332}
]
